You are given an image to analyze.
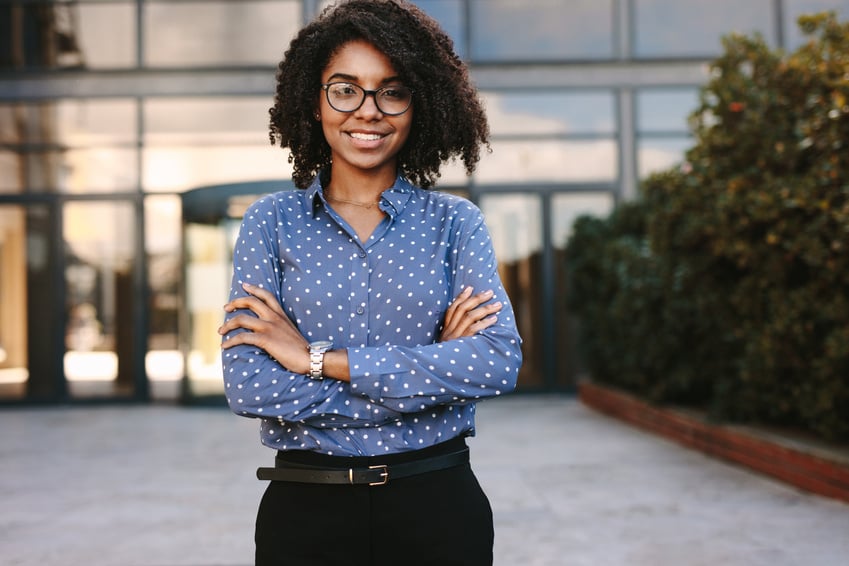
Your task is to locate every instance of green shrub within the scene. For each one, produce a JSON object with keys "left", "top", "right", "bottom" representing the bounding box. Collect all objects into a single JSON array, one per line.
[{"left": 566, "top": 13, "right": 849, "bottom": 441}]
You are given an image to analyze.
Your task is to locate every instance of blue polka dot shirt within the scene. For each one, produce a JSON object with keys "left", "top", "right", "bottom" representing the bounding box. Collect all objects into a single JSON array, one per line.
[{"left": 221, "top": 174, "right": 522, "bottom": 456}]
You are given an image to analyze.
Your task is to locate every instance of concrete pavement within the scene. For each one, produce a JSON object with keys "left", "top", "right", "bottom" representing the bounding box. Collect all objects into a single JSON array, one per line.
[{"left": 2, "top": 395, "right": 848, "bottom": 565}]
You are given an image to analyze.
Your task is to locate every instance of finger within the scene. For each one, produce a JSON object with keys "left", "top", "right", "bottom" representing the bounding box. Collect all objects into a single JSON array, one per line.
[
  {"left": 218, "top": 313, "right": 265, "bottom": 335},
  {"left": 224, "top": 295, "right": 280, "bottom": 321},
  {"left": 439, "top": 312, "right": 498, "bottom": 342},
  {"left": 443, "top": 300, "right": 502, "bottom": 340},
  {"left": 468, "top": 314, "right": 499, "bottom": 334},
  {"left": 444, "top": 290, "right": 495, "bottom": 335},
  {"left": 457, "top": 289, "right": 495, "bottom": 313},
  {"left": 457, "top": 301, "right": 502, "bottom": 331},
  {"left": 472, "top": 300, "right": 503, "bottom": 319},
  {"left": 444, "top": 286, "right": 478, "bottom": 329},
  {"left": 444, "top": 286, "right": 473, "bottom": 317},
  {"left": 220, "top": 329, "right": 258, "bottom": 349},
  {"left": 242, "top": 282, "right": 286, "bottom": 316}
]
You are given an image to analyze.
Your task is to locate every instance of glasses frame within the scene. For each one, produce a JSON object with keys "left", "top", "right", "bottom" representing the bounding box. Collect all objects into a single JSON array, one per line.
[{"left": 320, "top": 82, "right": 414, "bottom": 116}]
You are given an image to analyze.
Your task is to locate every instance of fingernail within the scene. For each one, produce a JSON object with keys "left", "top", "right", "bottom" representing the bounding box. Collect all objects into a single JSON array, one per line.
[{"left": 483, "top": 289, "right": 494, "bottom": 296}]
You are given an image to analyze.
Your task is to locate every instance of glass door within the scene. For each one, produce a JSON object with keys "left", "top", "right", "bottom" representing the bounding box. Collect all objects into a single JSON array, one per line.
[
  {"left": 478, "top": 187, "right": 615, "bottom": 391},
  {"left": 551, "top": 192, "right": 615, "bottom": 385},
  {"left": 63, "top": 200, "right": 140, "bottom": 399},
  {"left": 0, "top": 205, "right": 34, "bottom": 400},
  {"left": 479, "top": 192, "right": 545, "bottom": 389},
  {"left": 0, "top": 203, "right": 66, "bottom": 402},
  {"left": 178, "top": 181, "right": 285, "bottom": 403}
]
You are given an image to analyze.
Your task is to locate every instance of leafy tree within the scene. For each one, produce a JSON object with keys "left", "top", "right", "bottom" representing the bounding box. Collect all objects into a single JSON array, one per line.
[{"left": 567, "top": 13, "right": 849, "bottom": 440}]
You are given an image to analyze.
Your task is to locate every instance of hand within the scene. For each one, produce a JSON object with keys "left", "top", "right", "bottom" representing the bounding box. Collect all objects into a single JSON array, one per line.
[
  {"left": 218, "top": 282, "right": 310, "bottom": 374},
  {"left": 438, "top": 286, "right": 503, "bottom": 342}
]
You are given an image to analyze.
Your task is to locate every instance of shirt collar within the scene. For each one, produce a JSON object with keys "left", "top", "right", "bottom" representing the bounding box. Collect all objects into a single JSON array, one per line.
[
  {"left": 305, "top": 175, "right": 324, "bottom": 218},
  {"left": 381, "top": 175, "right": 414, "bottom": 217},
  {"left": 306, "top": 172, "right": 415, "bottom": 218}
]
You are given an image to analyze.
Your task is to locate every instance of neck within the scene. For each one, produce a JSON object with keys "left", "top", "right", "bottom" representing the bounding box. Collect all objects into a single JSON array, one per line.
[
  {"left": 325, "top": 191, "right": 381, "bottom": 209},
  {"left": 325, "top": 163, "right": 397, "bottom": 201}
]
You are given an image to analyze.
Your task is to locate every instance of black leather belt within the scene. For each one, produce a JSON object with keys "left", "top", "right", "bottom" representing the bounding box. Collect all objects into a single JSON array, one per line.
[{"left": 256, "top": 447, "right": 469, "bottom": 486}]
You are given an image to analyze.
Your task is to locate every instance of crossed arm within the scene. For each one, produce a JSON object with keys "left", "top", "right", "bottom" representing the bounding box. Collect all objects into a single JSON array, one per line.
[{"left": 218, "top": 282, "right": 503, "bottom": 382}]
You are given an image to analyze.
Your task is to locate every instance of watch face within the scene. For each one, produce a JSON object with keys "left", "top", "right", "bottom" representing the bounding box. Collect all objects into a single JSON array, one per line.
[{"left": 310, "top": 340, "right": 333, "bottom": 350}]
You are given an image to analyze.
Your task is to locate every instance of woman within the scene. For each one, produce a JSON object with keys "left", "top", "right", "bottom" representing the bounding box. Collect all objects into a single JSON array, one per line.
[{"left": 218, "top": 1, "right": 522, "bottom": 564}]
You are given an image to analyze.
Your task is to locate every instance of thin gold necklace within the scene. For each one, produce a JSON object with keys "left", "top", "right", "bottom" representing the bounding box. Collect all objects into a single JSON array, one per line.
[{"left": 325, "top": 192, "right": 381, "bottom": 210}]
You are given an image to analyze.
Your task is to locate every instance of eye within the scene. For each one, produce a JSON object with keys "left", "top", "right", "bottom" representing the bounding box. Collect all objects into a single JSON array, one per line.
[
  {"left": 330, "top": 83, "right": 359, "bottom": 97},
  {"left": 379, "top": 86, "right": 410, "bottom": 100}
]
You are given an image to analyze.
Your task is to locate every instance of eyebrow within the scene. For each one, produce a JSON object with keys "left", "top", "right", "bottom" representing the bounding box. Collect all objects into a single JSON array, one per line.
[{"left": 326, "top": 72, "right": 403, "bottom": 85}]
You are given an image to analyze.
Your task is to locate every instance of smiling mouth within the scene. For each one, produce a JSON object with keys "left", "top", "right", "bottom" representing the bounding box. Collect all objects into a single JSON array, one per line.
[{"left": 348, "top": 132, "right": 386, "bottom": 141}]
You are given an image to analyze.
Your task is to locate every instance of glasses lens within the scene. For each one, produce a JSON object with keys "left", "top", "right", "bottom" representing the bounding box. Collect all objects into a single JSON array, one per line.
[
  {"left": 376, "top": 86, "right": 412, "bottom": 115},
  {"left": 326, "top": 83, "right": 363, "bottom": 112}
]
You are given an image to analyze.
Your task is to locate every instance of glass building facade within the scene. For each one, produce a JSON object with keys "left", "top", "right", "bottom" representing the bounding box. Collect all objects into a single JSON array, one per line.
[{"left": 1, "top": 0, "right": 847, "bottom": 403}]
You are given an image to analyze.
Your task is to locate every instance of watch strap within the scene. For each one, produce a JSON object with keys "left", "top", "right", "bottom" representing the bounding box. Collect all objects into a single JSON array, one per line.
[{"left": 308, "top": 341, "right": 332, "bottom": 379}]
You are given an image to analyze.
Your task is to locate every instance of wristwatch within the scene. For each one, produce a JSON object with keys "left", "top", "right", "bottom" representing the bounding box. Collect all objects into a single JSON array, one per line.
[{"left": 308, "top": 340, "right": 333, "bottom": 379}]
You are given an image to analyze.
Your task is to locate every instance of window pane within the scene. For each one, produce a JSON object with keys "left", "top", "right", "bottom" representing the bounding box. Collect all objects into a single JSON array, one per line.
[
  {"left": 638, "top": 137, "right": 692, "bottom": 178},
  {"left": 476, "top": 140, "right": 617, "bottom": 183},
  {"left": 417, "top": 0, "right": 466, "bottom": 59},
  {"left": 63, "top": 148, "right": 139, "bottom": 193},
  {"left": 144, "top": 1, "right": 300, "bottom": 67},
  {"left": 182, "top": 221, "right": 234, "bottom": 397},
  {"left": 634, "top": 0, "right": 777, "bottom": 58},
  {"left": 470, "top": 0, "right": 614, "bottom": 61},
  {"left": 0, "top": 1, "right": 135, "bottom": 69},
  {"left": 553, "top": 192, "right": 615, "bottom": 386},
  {"left": 434, "top": 159, "right": 471, "bottom": 187},
  {"left": 485, "top": 91, "right": 616, "bottom": 136},
  {"left": 0, "top": 205, "right": 30, "bottom": 400},
  {"left": 143, "top": 145, "right": 287, "bottom": 193},
  {"left": 0, "top": 101, "right": 138, "bottom": 193},
  {"left": 0, "top": 151, "right": 23, "bottom": 194},
  {"left": 784, "top": 0, "right": 849, "bottom": 49},
  {"left": 2, "top": 149, "right": 137, "bottom": 194},
  {"left": 143, "top": 97, "right": 289, "bottom": 192},
  {"left": 552, "top": 192, "right": 616, "bottom": 249},
  {"left": 64, "top": 200, "right": 138, "bottom": 398},
  {"left": 145, "top": 195, "right": 182, "bottom": 400},
  {"left": 636, "top": 89, "right": 700, "bottom": 133},
  {"left": 76, "top": 2, "right": 137, "bottom": 68},
  {"left": 0, "top": 100, "right": 137, "bottom": 145},
  {"left": 54, "top": 99, "right": 138, "bottom": 145},
  {"left": 144, "top": 97, "right": 268, "bottom": 144},
  {"left": 479, "top": 193, "right": 543, "bottom": 388}
]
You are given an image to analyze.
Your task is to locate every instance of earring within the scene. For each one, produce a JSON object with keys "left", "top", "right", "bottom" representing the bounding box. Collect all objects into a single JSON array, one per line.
[{"left": 314, "top": 112, "right": 321, "bottom": 121}]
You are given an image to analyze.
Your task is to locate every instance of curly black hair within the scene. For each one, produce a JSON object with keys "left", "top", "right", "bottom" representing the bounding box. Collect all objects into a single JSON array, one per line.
[{"left": 268, "top": 0, "right": 490, "bottom": 189}]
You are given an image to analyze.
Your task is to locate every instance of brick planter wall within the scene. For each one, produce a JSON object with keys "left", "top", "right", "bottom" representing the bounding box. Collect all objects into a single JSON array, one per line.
[{"left": 578, "top": 381, "right": 849, "bottom": 505}]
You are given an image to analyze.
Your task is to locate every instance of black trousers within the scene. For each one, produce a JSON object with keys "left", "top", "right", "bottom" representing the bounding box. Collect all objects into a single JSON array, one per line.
[{"left": 254, "top": 438, "right": 494, "bottom": 566}]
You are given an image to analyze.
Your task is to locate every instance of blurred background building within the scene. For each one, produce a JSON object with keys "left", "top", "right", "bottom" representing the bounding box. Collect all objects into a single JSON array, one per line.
[{"left": 0, "top": 0, "right": 847, "bottom": 404}]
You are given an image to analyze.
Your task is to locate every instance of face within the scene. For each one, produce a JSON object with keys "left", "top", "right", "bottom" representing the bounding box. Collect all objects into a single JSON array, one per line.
[{"left": 318, "top": 40, "right": 413, "bottom": 182}]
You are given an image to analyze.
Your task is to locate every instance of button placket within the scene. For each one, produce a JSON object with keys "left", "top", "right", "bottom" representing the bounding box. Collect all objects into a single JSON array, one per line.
[{"left": 348, "top": 245, "right": 371, "bottom": 344}]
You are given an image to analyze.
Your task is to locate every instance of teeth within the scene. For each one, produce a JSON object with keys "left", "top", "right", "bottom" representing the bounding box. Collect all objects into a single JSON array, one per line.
[{"left": 350, "top": 133, "right": 384, "bottom": 141}]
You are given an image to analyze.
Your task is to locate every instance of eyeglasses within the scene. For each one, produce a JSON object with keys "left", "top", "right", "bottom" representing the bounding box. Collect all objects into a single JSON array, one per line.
[{"left": 321, "top": 82, "right": 413, "bottom": 116}]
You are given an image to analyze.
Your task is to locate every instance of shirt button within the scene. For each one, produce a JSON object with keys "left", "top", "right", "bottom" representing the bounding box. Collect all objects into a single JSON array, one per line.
[
  {"left": 358, "top": 250, "right": 367, "bottom": 258},
  {"left": 356, "top": 306, "right": 365, "bottom": 315}
]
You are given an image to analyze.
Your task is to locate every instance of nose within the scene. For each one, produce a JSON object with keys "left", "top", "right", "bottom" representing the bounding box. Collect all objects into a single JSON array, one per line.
[{"left": 354, "top": 91, "right": 384, "bottom": 118}]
